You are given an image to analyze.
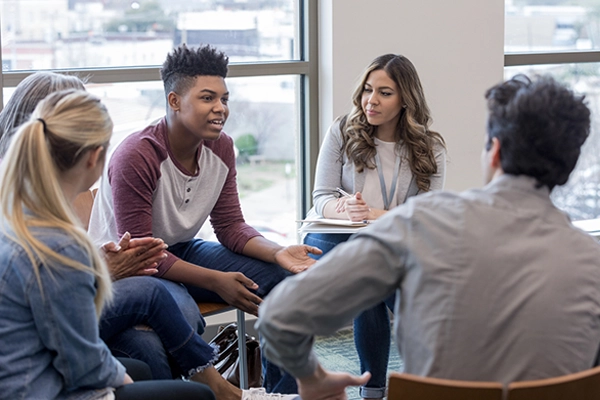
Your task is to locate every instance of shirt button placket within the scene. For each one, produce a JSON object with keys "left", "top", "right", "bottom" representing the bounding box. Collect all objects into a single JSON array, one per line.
[{"left": 184, "top": 182, "right": 192, "bottom": 205}]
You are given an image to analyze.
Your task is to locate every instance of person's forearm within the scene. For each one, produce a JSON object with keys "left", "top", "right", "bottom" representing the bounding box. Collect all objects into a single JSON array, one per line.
[
  {"left": 258, "top": 318, "right": 320, "bottom": 379},
  {"left": 257, "top": 230, "right": 405, "bottom": 375},
  {"left": 322, "top": 199, "right": 348, "bottom": 219},
  {"left": 368, "top": 208, "right": 387, "bottom": 220},
  {"left": 161, "top": 259, "right": 221, "bottom": 290},
  {"left": 297, "top": 363, "right": 325, "bottom": 385},
  {"left": 164, "top": 254, "right": 263, "bottom": 316},
  {"left": 242, "top": 236, "right": 282, "bottom": 264}
]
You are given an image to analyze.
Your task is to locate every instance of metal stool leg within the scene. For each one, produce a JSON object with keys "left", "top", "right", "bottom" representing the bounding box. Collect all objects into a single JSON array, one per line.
[{"left": 237, "top": 309, "right": 248, "bottom": 389}]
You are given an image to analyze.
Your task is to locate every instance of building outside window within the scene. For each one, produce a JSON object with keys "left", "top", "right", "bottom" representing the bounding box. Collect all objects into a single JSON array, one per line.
[{"left": 505, "top": 0, "right": 600, "bottom": 221}]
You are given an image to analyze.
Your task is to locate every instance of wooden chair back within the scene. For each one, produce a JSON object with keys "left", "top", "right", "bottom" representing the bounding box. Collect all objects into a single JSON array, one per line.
[
  {"left": 507, "top": 366, "right": 600, "bottom": 400},
  {"left": 387, "top": 373, "right": 504, "bottom": 400}
]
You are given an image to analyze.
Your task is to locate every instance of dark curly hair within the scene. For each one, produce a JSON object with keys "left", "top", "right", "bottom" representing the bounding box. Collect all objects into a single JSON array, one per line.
[
  {"left": 485, "top": 74, "right": 590, "bottom": 190},
  {"left": 160, "top": 43, "right": 229, "bottom": 96}
]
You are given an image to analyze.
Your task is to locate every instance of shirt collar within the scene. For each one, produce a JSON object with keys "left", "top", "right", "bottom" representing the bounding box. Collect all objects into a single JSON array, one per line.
[{"left": 485, "top": 174, "right": 550, "bottom": 199}]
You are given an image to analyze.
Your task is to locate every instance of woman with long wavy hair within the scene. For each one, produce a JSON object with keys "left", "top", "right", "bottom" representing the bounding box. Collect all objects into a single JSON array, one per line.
[{"left": 304, "top": 54, "right": 447, "bottom": 400}]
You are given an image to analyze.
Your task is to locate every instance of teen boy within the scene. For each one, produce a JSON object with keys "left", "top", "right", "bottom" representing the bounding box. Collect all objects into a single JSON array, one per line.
[{"left": 89, "top": 44, "right": 319, "bottom": 397}]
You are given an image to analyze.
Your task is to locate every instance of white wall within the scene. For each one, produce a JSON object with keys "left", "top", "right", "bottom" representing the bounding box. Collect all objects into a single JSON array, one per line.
[{"left": 319, "top": 0, "right": 505, "bottom": 191}]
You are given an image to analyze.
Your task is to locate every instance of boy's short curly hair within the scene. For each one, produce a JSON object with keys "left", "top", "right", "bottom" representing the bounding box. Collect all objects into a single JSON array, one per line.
[{"left": 160, "top": 44, "right": 229, "bottom": 96}]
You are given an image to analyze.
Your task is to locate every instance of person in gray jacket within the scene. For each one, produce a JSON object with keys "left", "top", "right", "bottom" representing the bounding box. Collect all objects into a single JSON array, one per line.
[{"left": 257, "top": 74, "right": 600, "bottom": 400}]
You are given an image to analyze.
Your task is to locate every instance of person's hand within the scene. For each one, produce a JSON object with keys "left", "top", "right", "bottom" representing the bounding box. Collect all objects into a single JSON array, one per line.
[
  {"left": 101, "top": 232, "right": 167, "bottom": 281},
  {"left": 122, "top": 372, "right": 134, "bottom": 385},
  {"left": 213, "top": 272, "right": 262, "bottom": 316},
  {"left": 334, "top": 197, "right": 349, "bottom": 215},
  {"left": 297, "top": 364, "right": 371, "bottom": 400},
  {"left": 274, "top": 244, "right": 322, "bottom": 273},
  {"left": 344, "top": 192, "right": 371, "bottom": 222}
]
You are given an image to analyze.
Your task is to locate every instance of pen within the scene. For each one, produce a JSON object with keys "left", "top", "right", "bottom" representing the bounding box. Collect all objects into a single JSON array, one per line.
[{"left": 336, "top": 187, "right": 353, "bottom": 198}]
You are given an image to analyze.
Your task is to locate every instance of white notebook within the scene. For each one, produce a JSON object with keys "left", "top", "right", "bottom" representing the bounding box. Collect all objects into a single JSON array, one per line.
[{"left": 297, "top": 218, "right": 372, "bottom": 234}]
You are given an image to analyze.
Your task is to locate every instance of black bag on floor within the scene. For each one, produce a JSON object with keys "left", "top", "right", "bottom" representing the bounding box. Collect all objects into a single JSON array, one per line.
[{"left": 209, "top": 323, "right": 263, "bottom": 388}]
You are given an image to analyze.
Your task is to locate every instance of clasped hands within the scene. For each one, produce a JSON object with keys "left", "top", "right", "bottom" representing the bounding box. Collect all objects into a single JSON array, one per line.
[
  {"left": 100, "top": 232, "right": 168, "bottom": 281},
  {"left": 335, "top": 191, "right": 372, "bottom": 222}
]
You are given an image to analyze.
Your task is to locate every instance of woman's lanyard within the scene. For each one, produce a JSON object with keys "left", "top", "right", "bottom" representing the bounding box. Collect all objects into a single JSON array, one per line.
[{"left": 374, "top": 152, "right": 401, "bottom": 211}]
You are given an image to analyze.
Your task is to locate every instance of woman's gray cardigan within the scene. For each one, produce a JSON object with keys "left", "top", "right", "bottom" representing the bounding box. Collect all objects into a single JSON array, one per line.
[{"left": 310, "top": 120, "right": 447, "bottom": 218}]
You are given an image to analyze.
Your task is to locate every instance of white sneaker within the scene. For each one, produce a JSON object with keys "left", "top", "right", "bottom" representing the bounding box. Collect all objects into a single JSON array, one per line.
[{"left": 241, "top": 388, "right": 300, "bottom": 400}]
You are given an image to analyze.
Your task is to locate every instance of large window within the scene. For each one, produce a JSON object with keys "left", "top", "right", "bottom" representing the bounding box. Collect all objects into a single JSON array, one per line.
[
  {"left": 505, "top": 0, "right": 600, "bottom": 221},
  {"left": 506, "top": 0, "right": 600, "bottom": 52},
  {"left": 0, "top": 0, "right": 302, "bottom": 70},
  {"left": 0, "top": 0, "right": 318, "bottom": 243}
]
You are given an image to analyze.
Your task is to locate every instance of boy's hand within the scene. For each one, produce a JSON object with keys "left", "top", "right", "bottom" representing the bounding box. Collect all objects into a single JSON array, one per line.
[
  {"left": 275, "top": 245, "right": 322, "bottom": 273},
  {"left": 101, "top": 232, "right": 167, "bottom": 281},
  {"left": 213, "top": 272, "right": 262, "bottom": 316}
]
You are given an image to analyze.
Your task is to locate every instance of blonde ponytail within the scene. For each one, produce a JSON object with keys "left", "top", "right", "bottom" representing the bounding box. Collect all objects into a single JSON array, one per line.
[{"left": 0, "top": 90, "right": 113, "bottom": 316}]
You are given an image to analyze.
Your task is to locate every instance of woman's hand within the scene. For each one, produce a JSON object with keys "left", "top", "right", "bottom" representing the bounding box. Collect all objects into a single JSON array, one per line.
[
  {"left": 334, "top": 197, "right": 349, "bottom": 215},
  {"left": 101, "top": 232, "right": 167, "bottom": 281},
  {"left": 274, "top": 245, "right": 322, "bottom": 274},
  {"left": 344, "top": 192, "right": 371, "bottom": 222}
]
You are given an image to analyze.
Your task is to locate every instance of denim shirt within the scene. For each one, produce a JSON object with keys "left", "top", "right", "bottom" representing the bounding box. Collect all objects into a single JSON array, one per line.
[{"left": 0, "top": 226, "right": 125, "bottom": 400}]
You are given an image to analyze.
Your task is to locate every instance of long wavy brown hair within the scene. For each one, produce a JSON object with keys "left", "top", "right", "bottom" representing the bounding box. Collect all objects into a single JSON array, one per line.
[{"left": 341, "top": 54, "right": 445, "bottom": 192}]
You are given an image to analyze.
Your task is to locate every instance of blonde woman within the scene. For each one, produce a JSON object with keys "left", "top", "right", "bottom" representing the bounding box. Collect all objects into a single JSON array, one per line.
[
  {"left": 0, "top": 89, "right": 217, "bottom": 399},
  {"left": 303, "top": 54, "right": 447, "bottom": 400},
  {"left": 0, "top": 71, "right": 203, "bottom": 380}
]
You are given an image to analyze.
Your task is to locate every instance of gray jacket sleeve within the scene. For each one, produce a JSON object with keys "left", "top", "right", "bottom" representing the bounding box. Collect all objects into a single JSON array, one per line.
[
  {"left": 256, "top": 205, "right": 416, "bottom": 378},
  {"left": 429, "top": 139, "right": 447, "bottom": 192},
  {"left": 312, "top": 120, "right": 346, "bottom": 217}
]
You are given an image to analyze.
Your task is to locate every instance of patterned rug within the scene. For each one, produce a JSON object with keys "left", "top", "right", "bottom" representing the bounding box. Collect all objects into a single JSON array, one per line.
[{"left": 314, "top": 328, "right": 403, "bottom": 400}]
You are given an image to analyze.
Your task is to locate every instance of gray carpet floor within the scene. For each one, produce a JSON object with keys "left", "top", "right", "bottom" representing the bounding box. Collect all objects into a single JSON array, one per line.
[{"left": 314, "top": 328, "right": 403, "bottom": 400}]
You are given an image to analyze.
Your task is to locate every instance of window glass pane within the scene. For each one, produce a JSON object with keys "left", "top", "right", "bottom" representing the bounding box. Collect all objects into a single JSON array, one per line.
[
  {"left": 505, "top": 0, "right": 600, "bottom": 53},
  {"left": 505, "top": 63, "right": 600, "bottom": 220},
  {"left": 201, "top": 75, "right": 299, "bottom": 245},
  {"left": 3, "top": 74, "right": 300, "bottom": 243},
  {"left": 0, "top": 0, "right": 301, "bottom": 71},
  {"left": 3, "top": 80, "right": 165, "bottom": 146}
]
